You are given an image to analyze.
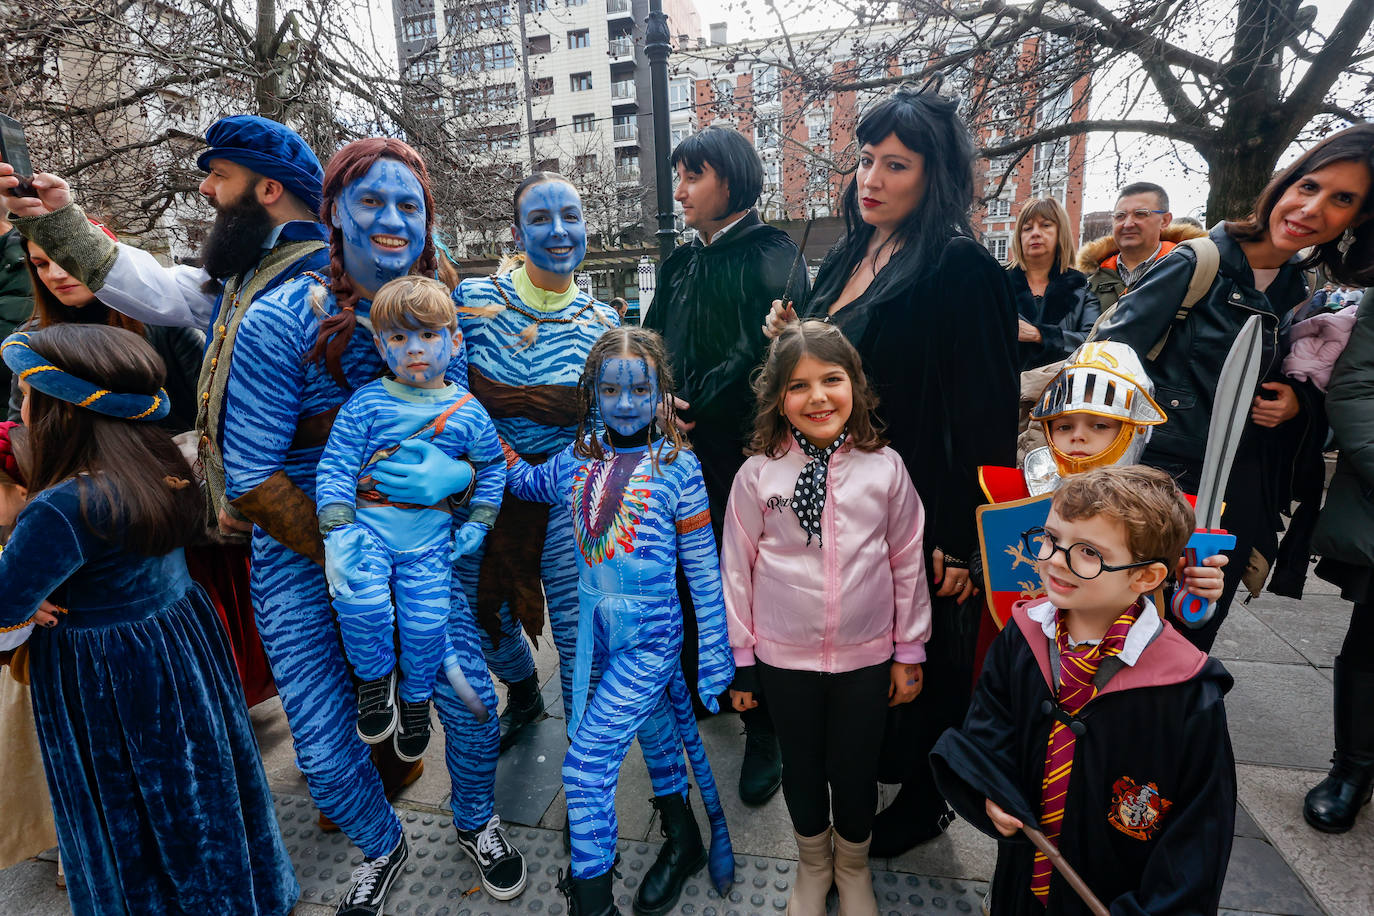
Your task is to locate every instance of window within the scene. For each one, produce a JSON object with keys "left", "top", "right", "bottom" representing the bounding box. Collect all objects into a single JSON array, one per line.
[
  {"left": 537, "top": 157, "right": 560, "bottom": 173},
  {"left": 669, "top": 79, "right": 692, "bottom": 112},
  {"left": 575, "top": 154, "right": 598, "bottom": 172},
  {"left": 527, "top": 34, "right": 551, "bottom": 54},
  {"left": 985, "top": 236, "right": 1009, "bottom": 262},
  {"left": 570, "top": 71, "right": 593, "bottom": 91},
  {"left": 567, "top": 0, "right": 588, "bottom": 6},
  {"left": 763, "top": 159, "right": 781, "bottom": 187},
  {"left": 1036, "top": 138, "right": 1069, "bottom": 173},
  {"left": 533, "top": 117, "right": 556, "bottom": 137},
  {"left": 405, "top": 54, "right": 439, "bottom": 77},
  {"left": 573, "top": 113, "right": 596, "bottom": 133},
  {"left": 753, "top": 65, "right": 778, "bottom": 100},
  {"left": 402, "top": 14, "right": 437, "bottom": 41},
  {"left": 613, "top": 113, "right": 636, "bottom": 142},
  {"left": 807, "top": 115, "right": 827, "bottom": 142},
  {"left": 670, "top": 125, "right": 690, "bottom": 147},
  {"left": 531, "top": 76, "right": 554, "bottom": 96},
  {"left": 529, "top": 0, "right": 547, "bottom": 10},
  {"left": 449, "top": 2, "right": 512, "bottom": 30},
  {"left": 756, "top": 115, "right": 779, "bottom": 144},
  {"left": 481, "top": 124, "right": 521, "bottom": 151},
  {"left": 568, "top": 29, "right": 589, "bottom": 48},
  {"left": 486, "top": 42, "right": 516, "bottom": 68},
  {"left": 987, "top": 197, "right": 1011, "bottom": 219},
  {"left": 714, "top": 79, "right": 733, "bottom": 105},
  {"left": 455, "top": 82, "right": 517, "bottom": 113}
]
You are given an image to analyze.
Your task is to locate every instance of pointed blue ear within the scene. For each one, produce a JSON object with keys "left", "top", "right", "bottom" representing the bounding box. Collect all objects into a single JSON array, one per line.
[
  {"left": 510, "top": 222, "right": 525, "bottom": 251},
  {"left": 329, "top": 203, "right": 343, "bottom": 230}
]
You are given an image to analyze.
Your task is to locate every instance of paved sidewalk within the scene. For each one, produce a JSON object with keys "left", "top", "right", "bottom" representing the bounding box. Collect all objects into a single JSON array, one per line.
[{"left": 3, "top": 569, "right": 1372, "bottom": 914}]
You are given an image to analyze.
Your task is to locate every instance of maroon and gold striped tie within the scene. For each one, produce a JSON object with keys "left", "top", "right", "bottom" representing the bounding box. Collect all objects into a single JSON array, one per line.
[{"left": 1029, "top": 606, "right": 1139, "bottom": 904}]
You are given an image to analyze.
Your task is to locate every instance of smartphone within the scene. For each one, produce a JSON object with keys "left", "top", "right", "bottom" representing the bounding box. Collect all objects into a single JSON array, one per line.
[{"left": 0, "top": 114, "right": 35, "bottom": 197}]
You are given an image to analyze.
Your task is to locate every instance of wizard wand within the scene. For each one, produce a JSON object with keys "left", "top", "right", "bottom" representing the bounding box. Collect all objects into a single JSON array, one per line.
[{"left": 1021, "top": 826, "right": 1111, "bottom": 916}]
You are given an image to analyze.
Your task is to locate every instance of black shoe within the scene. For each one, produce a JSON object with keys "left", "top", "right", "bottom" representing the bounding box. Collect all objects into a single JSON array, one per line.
[
  {"left": 558, "top": 866, "right": 620, "bottom": 916},
  {"left": 336, "top": 836, "right": 408, "bottom": 915},
  {"left": 738, "top": 720, "right": 782, "bottom": 805},
  {"left": 1304, "top": 660, "right": 1374, "bottom": 833},
  {"left": 498, "top": 674, "right": 546, "bottom": 752},
  {"left": 394, "top": 698, "right": 432, "bottom": 762},
  {"left": 633, "top": 792, "right": 706, "bottom": 916},
  {"left": 456, "top": 815, "right": 527, "bottom": 900},
  {"left": 356, "top": 672, "right": 397, "bottom": 744},
  {"left": 870, "top": 786, "right": 956, "bottom": 858}
]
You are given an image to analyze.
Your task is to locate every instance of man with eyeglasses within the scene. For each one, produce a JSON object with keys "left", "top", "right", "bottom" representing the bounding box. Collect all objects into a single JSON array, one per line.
[{"left": 1077, "top": 182, "right": 1205, "bottom": 313}]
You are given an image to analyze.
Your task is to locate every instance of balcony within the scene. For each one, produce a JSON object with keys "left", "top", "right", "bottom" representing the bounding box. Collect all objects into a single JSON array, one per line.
[
  {"left": 611, "top": 79, "right": 635, "bottom": 101},
  {"left": 608, "top": 36, "right": 634, "bottom": 59},
  {"left": 613, "top": 122, "right": 638, "bottom": 143},
  {"left": 615, "top": 164, "right": 641, "bottom": 183},
  {"left": 606, "top": 0, "right": 631, "bottom": 14}
]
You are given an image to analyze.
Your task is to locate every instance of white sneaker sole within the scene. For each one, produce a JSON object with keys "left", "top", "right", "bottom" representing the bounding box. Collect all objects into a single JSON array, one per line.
[{"left": 457, "top": 843, "right": 527, "bottom": 901}]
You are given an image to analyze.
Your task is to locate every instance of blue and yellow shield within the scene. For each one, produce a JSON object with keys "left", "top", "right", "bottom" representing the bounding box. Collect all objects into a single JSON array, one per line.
[{"left": 976, "top": 492, "right": 1054, "bottom": 628}]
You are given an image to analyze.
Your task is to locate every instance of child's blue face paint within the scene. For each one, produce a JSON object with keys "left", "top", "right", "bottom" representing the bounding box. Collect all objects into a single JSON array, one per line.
[
  {"left": 597, "top": 356, "right": 659, "bottom": 436},
  {"left": 514, "top": 182, "right": 587, "bottom": 276},
  {"left": 375, "top": 325, "right": 456, "bottom": 388},
  {"left": 332, "top": 159, "right": 427, "bottom": 295}
]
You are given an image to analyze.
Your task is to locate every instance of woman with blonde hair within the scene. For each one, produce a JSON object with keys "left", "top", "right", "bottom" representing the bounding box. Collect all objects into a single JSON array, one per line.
[{"left": 1007, "top": 197, "right": 1096, "bottom": 370}]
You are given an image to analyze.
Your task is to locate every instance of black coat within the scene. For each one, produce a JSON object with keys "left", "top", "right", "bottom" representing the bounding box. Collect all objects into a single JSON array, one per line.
[
  {"left": 1007, "top": 265, "right": 1096, "bottom": 371},
  {"left": 801, "top": 236, "right": 1017, "bottom": 561},
  {"left": 642, "top": 210, "right": 809, "bottom": 527},
  {"left": 1315, "top": 292, "right": 1374, "bottom": 569},
  {"left": 931, "top": 607, "right": 1236, "bottom": 916}
]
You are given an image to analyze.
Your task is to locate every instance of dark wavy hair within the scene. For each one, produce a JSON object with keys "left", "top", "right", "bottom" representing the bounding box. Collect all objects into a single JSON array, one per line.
[
  {"left": 573, "top": 327, "right": 688, "bottom": 468},
  {"left": 834, "top": 85, "right": 976, "bottom": 290},
  {"left": 308, "top": 138, "right": 438, "bottom": 385},
  {"left": 748, "top": 320, "right": 885, "bottom": 458},
  {"left": 1227, "top": 122, "right": 1374, "bottom": 286},
  {"left": 20, "top": 324, "right": 199, "bottom": 555}
]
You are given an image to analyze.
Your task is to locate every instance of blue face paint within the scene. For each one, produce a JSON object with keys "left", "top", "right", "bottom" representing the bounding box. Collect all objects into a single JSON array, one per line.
[
  {"left": 515, "top": 182, "right": 587, "bottom": 276},
  {"left": 597, "top": 356, "right": 659, "bottom": 437},
  {"left": 332, "top": 159, "right": 427, "bottom": 295},
  {"left": 376, "top": 325, "right": 456, "bottom": 388}
]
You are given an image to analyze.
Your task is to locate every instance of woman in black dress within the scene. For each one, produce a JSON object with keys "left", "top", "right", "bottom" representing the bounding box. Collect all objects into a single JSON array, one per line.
[{"left": 767, "top": 84, "right": 1018, "bottom": 854}]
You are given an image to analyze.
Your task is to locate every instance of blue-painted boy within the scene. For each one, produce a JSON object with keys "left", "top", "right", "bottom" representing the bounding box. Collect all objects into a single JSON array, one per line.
[{"left": 317, "top": 275, "right": 506, "bottom": 762}]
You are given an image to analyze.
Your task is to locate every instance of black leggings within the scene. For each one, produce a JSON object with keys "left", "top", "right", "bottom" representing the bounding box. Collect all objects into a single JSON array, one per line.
[
  {"left": 758, "top": 660, "right": 891, "bottom": 842},
  {"left": 1342, "top": 601, "right": 1374, "bottom": 672}
]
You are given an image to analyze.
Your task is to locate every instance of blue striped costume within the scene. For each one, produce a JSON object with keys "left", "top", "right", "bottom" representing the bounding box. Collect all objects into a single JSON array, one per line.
[
  {"left": 454, "top": 271, "right": 617, "bottom": 710},
  {"left": 315, "top": 378, "right": 505, "bottom": 703},
  {"left": 505, "top": 437, "right": 735, "bottom": 883},
  {"left": 222, "top": 275, "right": 500, "bottom": 856}
]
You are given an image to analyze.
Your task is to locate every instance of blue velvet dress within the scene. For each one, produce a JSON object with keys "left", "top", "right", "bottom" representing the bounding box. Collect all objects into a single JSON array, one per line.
[{"left": 0, "top": 480, "right": 299, "bottom": 916}]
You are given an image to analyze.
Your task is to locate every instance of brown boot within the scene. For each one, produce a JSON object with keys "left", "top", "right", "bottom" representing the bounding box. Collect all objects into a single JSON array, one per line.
[
  {"left": 831, "top": 833, "right": 877, "bottom": 916},
  {"left": 786, "top": 828, "right": 832, "bottom": 916}
]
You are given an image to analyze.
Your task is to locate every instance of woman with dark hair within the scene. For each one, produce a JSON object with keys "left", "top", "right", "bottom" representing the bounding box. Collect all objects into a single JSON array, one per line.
[
  {"left": 1095, "top": 121, "right": 1374, "bottom": 653},
  {"left": 0, "top": 323, "right": 297, "bottom": 916},
  {"left": 9, "top": 230, "right": 203, "bottom": 431},
  {"left": 767, "top": 85, "right": 1019, "bottom": 855},
  {"left": 218, "top": 137, "right": 528, "bottom": 913},
  {"left": 1006, "top": 197, "right": 1096, "bottom": 371}
]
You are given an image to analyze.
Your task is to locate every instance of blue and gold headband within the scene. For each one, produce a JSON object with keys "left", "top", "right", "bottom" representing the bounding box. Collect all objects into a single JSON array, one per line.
[{"left": 1, "top": 331, "right": 170, "bottom": 422}]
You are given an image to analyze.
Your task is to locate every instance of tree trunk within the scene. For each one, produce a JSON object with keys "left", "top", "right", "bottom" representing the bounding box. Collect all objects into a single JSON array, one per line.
[
  {"left": 254, "top": 0, "right": 283, "bottom": 121},
  {"left": 1201, "top": 138, "right": 1288, "bottom": 225}
]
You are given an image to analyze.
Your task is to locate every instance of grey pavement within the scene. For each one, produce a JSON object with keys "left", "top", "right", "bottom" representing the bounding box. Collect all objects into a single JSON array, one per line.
[{"left": 4, "top": 572, "right": 1373, "bottom": 915}]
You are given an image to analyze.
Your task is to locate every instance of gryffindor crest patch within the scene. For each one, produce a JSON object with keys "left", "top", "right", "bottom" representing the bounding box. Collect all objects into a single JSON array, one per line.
[{"left": 1108, "top": 777, "right": 1172, "bottom": 840}]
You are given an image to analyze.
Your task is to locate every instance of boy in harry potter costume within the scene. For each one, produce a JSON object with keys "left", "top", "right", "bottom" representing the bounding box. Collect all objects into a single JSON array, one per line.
[{"left": 933, "top": 466, "right": 1235, "bottom": 915}]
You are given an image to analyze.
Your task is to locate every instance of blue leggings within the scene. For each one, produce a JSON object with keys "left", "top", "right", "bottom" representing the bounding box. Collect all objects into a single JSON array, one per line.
[
  {"left": 333, "top": 528, "right": 451, "bottom": 703},
  {"left": 564, "top": 588, "right": 688, "bottom": 879},
  {"left": 252, "top": 534, "right": 500, "bottom": 854}
]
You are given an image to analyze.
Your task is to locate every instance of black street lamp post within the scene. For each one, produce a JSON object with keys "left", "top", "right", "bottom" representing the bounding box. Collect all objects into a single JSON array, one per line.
[{"left": 643, "top": 0, "right": 677, "bottom": 264}]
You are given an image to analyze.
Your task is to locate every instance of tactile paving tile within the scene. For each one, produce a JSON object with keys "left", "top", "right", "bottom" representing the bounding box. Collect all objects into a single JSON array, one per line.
[{"left": 275, "top": 794, "right": 987, "bottom": 915}]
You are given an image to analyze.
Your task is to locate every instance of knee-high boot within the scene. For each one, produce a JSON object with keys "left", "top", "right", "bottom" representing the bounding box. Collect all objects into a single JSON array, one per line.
[
  {"left": 1304, "top": 659, "right": 1374, "bottom": 833},
  {"left": 786, "top": 828, "right": 832, "bottom": 916}
]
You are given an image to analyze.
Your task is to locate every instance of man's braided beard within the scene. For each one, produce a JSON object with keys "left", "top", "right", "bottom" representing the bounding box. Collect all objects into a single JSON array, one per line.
[{"left": 202, "top": 182, "right": 277, "bottom": 282}]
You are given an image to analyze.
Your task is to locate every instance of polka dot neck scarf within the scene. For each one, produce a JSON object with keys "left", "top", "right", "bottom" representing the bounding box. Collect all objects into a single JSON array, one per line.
[{"left": 789, "top": 426, "right": 847, "bottom": 547}]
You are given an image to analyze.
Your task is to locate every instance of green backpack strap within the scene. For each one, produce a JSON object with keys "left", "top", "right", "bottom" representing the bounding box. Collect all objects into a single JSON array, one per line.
[{"left": 1145, "top": 236, "right": 1220, "bottom": 360}]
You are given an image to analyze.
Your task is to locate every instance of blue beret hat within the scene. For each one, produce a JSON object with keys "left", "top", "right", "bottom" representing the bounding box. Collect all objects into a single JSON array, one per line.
[{"left": 197, "top": 115, "right": 325, "bottom": 215}]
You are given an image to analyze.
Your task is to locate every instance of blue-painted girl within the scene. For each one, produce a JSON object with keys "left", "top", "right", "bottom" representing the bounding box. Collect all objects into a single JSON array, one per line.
[
  {"left": 451, "top": 172, "right": 617, "bottom": 744},
  {"left": 501, "top": 327, "right": 736, "bottom": 916},
  {"left": 0, "top": 323, "right": 297, "bottom": 916},
  {"left": 219, "top": 138, "right": 526, "bottom": 914}
]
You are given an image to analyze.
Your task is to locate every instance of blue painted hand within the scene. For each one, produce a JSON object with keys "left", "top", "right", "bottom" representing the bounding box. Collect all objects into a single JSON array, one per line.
[
  {"left": 451, "top": 521, "right": 488, "bottom": 561},
  {"left": 370, "top": 439, "right": 475, "bottom": 505},
  {"left": 324, "top": 524, "right": 367, "bottom": 599},
  {"left": 331, "top": 158, "right": 427, "bottom": 297}
]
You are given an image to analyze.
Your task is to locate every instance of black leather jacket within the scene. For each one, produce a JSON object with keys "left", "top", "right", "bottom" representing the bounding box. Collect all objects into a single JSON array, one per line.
[
  {"left": 1093, "top": 225, "right": 1308, "bottom": 467},
  {"left": 1007, "top": 264, "right": 1096, "bottom": 371}
]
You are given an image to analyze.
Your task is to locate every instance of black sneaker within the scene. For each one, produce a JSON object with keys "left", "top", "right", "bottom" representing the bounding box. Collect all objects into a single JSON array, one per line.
[
  {"left": 356, "top": 671, "right": 398, "bottom": 744},
  {"left": 394, "top": 697, "right": 432, "bottom": 762},
  {"left": 456, "top": 815, "right": 527, "bottom": 900},
  {"left": 336, "top": 835, "right": 409, "bottom": 915}
]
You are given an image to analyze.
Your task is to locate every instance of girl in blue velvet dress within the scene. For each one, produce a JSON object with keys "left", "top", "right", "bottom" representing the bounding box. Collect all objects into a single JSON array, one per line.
[{"left": 0, "top": 324, "right": 297, "bottom": 916}]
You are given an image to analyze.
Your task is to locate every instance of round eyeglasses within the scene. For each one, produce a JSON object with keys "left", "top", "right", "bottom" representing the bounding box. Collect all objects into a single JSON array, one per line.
[{"left": 1020, "top": 526, "right": 1166, "bottom": 581}]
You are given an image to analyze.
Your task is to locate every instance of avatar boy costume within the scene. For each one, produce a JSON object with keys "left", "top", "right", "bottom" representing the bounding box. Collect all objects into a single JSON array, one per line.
[{"left": 501, "top": 349, "right": 735, "bottom": 915}]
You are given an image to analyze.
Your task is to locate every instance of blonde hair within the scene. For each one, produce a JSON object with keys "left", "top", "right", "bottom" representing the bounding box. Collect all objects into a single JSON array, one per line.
[
  {"left": 1009, "top": 197, "right": 1077, "bottom": 271},
  {"left": 371, "top": 275, "right": 459, "bottom": 333},
  {"left": 1052, "top": 465, "right": 1193, "bottom": 563}
]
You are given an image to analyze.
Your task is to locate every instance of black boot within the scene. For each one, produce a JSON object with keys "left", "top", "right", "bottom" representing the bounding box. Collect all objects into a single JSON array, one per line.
[
  {"left": 558, "top": 867, "right": 620, "bottom": 916},
  {"left": 870, "top": 782, "right": 956, "bottom": 858},
  {"left": 633, "top": 792, "right": 707, "bottom": 916},
  {"left": 1304, "top": 659, "right": 1374, "bottom": 833},
  {"left": 498, "top": 673, "right": 545, "bottom": 751},
  {"left": 738, "top": 715, "right": 782, "bottom": 805}
]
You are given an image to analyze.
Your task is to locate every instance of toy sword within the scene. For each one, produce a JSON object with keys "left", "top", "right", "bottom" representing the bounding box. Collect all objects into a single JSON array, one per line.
[{"left": 1171, "top": 314, "right": 1264, "bottom": 628}]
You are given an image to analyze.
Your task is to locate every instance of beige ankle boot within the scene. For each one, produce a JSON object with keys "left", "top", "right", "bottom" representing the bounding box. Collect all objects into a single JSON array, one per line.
[
  {"left": 832, "top": 832, "right": 878, "bottom": 916},
  {"left": 787, "top": 827, "right": 833, "bottom": 916}
]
